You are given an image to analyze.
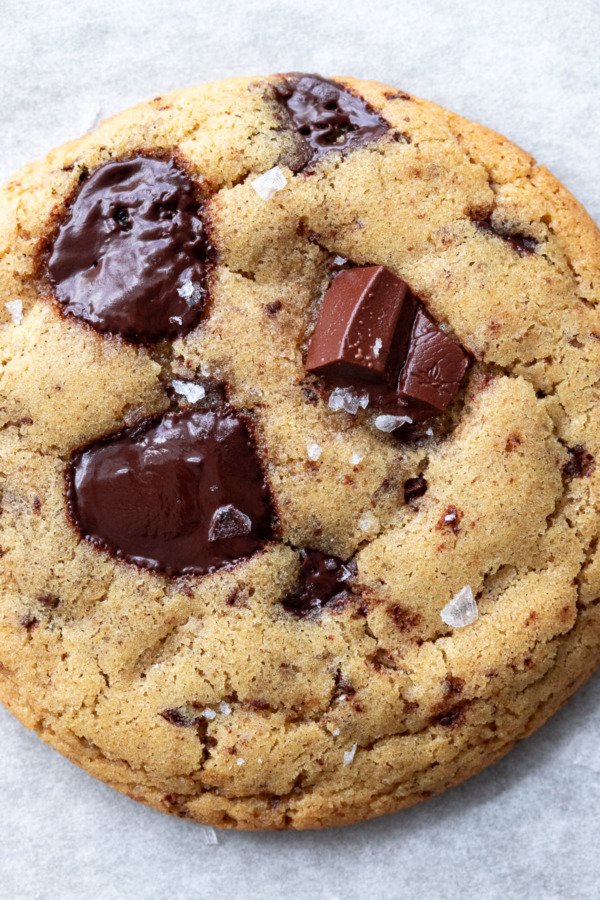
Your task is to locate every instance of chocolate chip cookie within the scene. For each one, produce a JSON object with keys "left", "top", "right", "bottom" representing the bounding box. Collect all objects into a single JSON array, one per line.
[{"left": 1, "top": 73, "right": 600, "bottom": 830}]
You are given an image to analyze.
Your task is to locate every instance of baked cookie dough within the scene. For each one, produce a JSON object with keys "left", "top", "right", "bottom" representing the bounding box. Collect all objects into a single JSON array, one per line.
[{"left": 1, "top": 73, "right": 600, "bottom": 830}]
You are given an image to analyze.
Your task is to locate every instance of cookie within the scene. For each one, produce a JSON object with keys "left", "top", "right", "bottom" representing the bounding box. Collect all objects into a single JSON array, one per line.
[{"left": 1, "top": 72, "right": 600, "bottom": 831}]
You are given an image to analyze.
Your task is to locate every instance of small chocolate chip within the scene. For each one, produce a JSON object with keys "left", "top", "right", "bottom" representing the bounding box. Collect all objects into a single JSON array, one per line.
[
  {"left": 20, "top": 613, "right": 39, "bottom": 631},
  {"left": 160, "top": 708, "right": 197, "bottom": 727},
  {"left": 437, "top": 708, "right": 465, "bottom": 729},
  {"left": 388, "top": 604, "right": 421, "bottom": 631},
  {"left": 439, "top": 505, "right": 461, "bottom": 534},
  {"left": 264, "top": 300, "right": 282, "bottom": 316},
  {"left": 443, "top": 676, "right": 465, "bottom": 695},
  {"left": 282, "top": 549, "right": 349, "bottom": 616},
  {"left": 404, "top": 474, "right": 428, "bottom": 503},
  {"left": 563, "top": 445, "right": 595, "bottom": 478},
  {"left": 384, "top": 90, "right": 412, "bottom": 101}
]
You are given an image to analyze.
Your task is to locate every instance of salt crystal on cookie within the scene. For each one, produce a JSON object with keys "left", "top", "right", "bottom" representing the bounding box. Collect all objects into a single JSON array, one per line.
[
  {"left": 441, "top": 585, "right": 478, "bottom": 627},
  {"left": 6, "top": 299, "right": 23, "bottom": 325},
  {"left": 307, "top": 441, "right": 322, "bottom": 461},
  {"left": 251, "top": 166, "right": 287, "bottom": 200}
]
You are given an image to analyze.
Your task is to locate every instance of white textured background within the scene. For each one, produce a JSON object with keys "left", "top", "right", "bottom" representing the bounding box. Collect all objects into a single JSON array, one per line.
[{"left": 1, "top": 1, "right": 600, "bottom": 897}]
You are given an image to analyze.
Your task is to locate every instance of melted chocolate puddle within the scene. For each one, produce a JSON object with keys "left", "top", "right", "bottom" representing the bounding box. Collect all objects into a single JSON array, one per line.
[
  {"left": 276, "top": 73, "right": 390, "bottom": 166},
  {"left": 47, "top": 155, "right": 210, "bottom": 343},
  {"left": 66, "top": 408, "right": 273, "bottom": 576}
]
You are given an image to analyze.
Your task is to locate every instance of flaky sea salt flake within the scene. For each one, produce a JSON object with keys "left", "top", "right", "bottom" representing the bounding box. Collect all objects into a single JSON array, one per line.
[
  {"left": 201, "top": 707, "right": 217, "bottom": 720},
  {"left": 372, "top": 337, "right": 383, "bottom": 358},
  {"left": 177, "top": 280, "right": 203, "bottom": 305},
  {"left": 307, "top": 441, "right": 322, "bottom": 461},
  {"left": 199, "top": 826, "right": 219, "bottom": 845},
  {"left": 343, "top": 743, "right": 357, "bottom": 766},
  {"left": 329, "top": 387, "right": 369, "bottom": 415},
  {"left": 237, "top": 758, "right": 245, "bottom": 766},
  {"left": 359, "top": 511, "right": 379, "bottom": 532},
  {"left": 441, "top": 585, "right": 478, "bottom": 628},
  {"left": 219, "top": 701, "right": 232, "bottom": 715},
  {"left": 350, "top": 451, "right": 364, "bottom": 465},
  {"left": 251, "top": 166, "right": 287, "bottom": 201},
  {"left": 6, "top": 299, "right": 23, "bottom": 325},
  {"left": 208, "top": 505, "right": 252, "bottom": 542},
  {"left": 374, "top": 414, "right": 412, "bottom": 433},
  {"left": 172, "top": 379, "right": 206, "bottom": 404}
]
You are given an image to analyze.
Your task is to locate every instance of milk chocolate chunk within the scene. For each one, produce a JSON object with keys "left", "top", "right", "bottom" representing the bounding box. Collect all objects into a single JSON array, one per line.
[
  {"left": 306, "top": 266, "right": 469, "bottom": 425},
  {"left": 66, "top": 408, "right": 272, "bottom": 576},
  {"left": 306, "top": 266, "right": 417, "bottom": 385},
  {"left": 48, "top": 156, "right": 209, "bottom": 343},
  {"left": 282, "top": 550, "right": 349, "bottom": 616},
  {"left": 399, "top": 310, "right": 469, "bottom": 412},
  {"left": 276, "top": 74, "right": 389, "bottom": 163}
]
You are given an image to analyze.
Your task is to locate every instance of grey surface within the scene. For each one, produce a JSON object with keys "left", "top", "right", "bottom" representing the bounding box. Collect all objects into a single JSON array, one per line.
[{"left": 1, "top": 1, "right": 600, "bottom": 897}]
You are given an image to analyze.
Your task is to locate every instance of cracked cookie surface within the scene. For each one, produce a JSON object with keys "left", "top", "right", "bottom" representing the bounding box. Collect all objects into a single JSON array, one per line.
[{"left": 1, "top": 74, "right": 600, "bottom": 830}]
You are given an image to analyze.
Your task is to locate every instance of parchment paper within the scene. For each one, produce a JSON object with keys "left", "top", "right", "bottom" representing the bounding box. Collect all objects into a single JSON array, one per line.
[{"left": 1, "top": 2, "right": 599, "bottom": 897}]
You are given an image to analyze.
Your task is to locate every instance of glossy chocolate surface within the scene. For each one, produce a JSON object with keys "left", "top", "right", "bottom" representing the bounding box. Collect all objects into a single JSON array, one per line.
[
  {"left": 305, "top": 266, "right": 417, "bottom": 385},
  {"left": 399, "top": 310, "right": 470, "bottom": 412},
  {"left": 277, "top": 73, "right": 389, "bottom": 163},
  {"left": 306, "top": 265, "right": 469, "bottom": 425},
  {"left": 66, "top": 408, "right": 272, "bottom": 576},
  {"left": 48, "top": 156, "right": 209, "bottom": 343}
]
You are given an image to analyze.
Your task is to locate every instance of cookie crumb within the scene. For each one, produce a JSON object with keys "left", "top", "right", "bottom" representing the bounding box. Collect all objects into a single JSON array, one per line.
[
  {"left": 343, "top": 743, "right": 357, "bottom": 766},
  {"left": 6, "top": 299, "right": 23, "bottom": 325},
  {"left": 307, "top": 441, "right": 322, "bottom": 461},
  {"left": 441, "top": 585, "right": 478, "bottom": 627},
  {"left": 251, "top": 166, "right": 287, "bottom": 201}
]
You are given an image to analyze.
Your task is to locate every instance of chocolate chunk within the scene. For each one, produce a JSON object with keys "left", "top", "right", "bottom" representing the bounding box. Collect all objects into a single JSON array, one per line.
[
  {"left": 160, "top": 708, "right": 197, "bottom": 727},
  {"left": 305, "top": 265, "right": 469, "bottom": 423},
  {"left": 472, "top": 215, "right": 537, "bottom": 257},
  {"left": 47, "top": 156, "right": 209, "bottom": 343},
  {"left": 404, "top": 475, "right": 428, "bottom": 503},
  {"left": 399, "top": 311, "right": 469, "bottom": 412},
  {"left": 306, "top": 266, "right": 417, "bottom": 385},
  {"left": 563, "top": 445, "right": 595, "bottom": 478},
  {"left": 66, "top": 408, "right": 272, "bottom": 576},
  {"left": 282, "top": 550, "right": 349, "bottom": 616},
  {"left": 276, "top": 74, "right": 389, "bottom": 164}
]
